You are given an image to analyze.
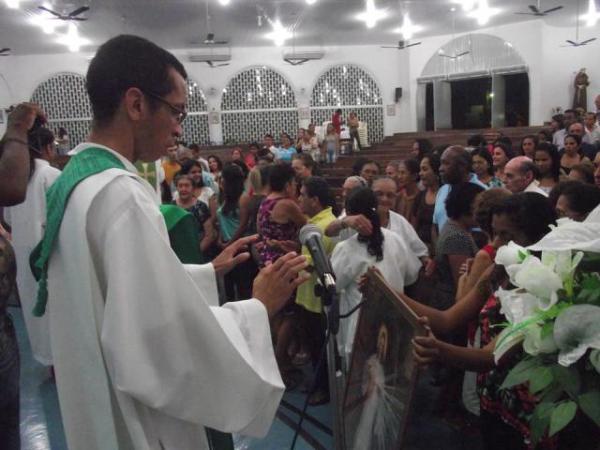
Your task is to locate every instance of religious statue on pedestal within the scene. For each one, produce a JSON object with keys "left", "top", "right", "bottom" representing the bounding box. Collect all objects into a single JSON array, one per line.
[{"left": 573, "top": 68, "right": 589, "bottom": 111}]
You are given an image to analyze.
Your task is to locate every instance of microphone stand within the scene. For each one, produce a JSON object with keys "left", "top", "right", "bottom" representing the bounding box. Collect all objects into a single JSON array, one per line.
[
  {"left": 290, "top": 278, "right": 346, "bottom": 450},
  {"left": 317, "top": 280, "right": 345, "bottom": 450}
]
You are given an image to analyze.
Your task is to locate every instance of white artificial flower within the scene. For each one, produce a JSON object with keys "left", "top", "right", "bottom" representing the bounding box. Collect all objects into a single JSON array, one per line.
[
  {"left": 553, "top": 305, "right": 600, "bottom": 366},
  {"left": 529, "top": 220, "right": 600, "bottom": 253},
  {"left": 541, "top": 250, "right": 584, "bottom": 284},
  {"left": 522, "top": 323, "right": 558, "bottom": 356},
  {"left": 590, "top": 349, "right": 600, "bottom": 374},
  {"left": 513, "top": 256, "right": 563, "bottom": 310},
  {"left": 497, "top": 287, "right": 539, "bottom": 325},
  {"left": 495, "top": 241, "right": 528, "bottom": 267}
]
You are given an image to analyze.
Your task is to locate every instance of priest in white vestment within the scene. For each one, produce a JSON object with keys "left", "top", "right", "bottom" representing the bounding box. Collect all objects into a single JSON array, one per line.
[
  {"left": 42, "top": 35, "right": 309, "bottom": 450},
  {"left": 4, "top": 129, "right": 60, "bottom": 366}
]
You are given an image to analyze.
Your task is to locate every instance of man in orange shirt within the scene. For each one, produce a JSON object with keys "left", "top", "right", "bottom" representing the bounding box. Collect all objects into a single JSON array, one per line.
[{"left": 162, "top": 144, "right": 181, "bottom": 185}]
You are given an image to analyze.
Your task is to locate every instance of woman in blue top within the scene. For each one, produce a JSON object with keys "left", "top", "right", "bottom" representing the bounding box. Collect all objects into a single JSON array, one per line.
[
  {"left": 274, "top": 133, "right": 297, "bottom": 162},
  {"left": 216, "top": 163, "right": 258, "bottom": 302}
]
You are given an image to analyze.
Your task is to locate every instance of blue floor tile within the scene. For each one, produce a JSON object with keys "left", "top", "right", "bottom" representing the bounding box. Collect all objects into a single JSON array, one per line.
[{"left": 13, "top": 304, "right": 480, "bottom": 450}]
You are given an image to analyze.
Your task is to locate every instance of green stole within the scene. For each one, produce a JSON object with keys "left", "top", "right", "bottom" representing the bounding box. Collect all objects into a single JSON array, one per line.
[
  {"left": 30, "top": 147, "right": 127, "bottom": 317},
  {"left": 159, "top": 204, "right": 203, "bottom": 264},
  {"left": 29, "top": 146, "right": 233, "bottom": 450}
]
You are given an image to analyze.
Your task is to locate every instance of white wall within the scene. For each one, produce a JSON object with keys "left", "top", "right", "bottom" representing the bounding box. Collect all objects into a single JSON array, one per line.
[
  {"left": 1, "top": 19, "right": 598, "bottom": 139},
  {"left": 406, "top": 19, "right": 600, "bottom": 130},
  {"left": 0, "top": 44, "right": 412, "bottom": 142}
]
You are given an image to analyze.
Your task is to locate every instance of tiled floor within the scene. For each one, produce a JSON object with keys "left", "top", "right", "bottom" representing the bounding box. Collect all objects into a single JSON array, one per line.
[
  {"left": 13, "top": 305, "right": 481, "bottom": 450},
  {"left": 12, "top": 306, "right": 330, "bottom": 450}
]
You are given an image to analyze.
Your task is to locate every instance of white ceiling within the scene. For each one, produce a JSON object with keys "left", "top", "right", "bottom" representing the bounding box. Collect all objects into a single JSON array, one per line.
[{"left": 0, "top": 0, "right": 591, "bottom": 55}]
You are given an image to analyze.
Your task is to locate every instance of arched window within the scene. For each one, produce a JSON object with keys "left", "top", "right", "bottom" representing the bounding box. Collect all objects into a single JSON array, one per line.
[
  {"left": 221, "top": 66, "right": 298, "bottom": 144},
  {"left": 30, "top": 72, "right": 91, "bottom": 148},
  {"left": 31, "top": 74, "right": 210, "bottom": 148},
  {"left": 311, "top": 64, "right": 384, "bottom": 143},
  {"left": 419, "top": 33, "right": 527, "bottom": 81},
  {"left": 182, "top": 79, "right": 210, "bottom": 145}
]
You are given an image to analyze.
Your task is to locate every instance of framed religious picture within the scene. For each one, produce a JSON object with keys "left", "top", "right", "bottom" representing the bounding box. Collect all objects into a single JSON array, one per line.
[{"left": 341, "top": 268, "right": 425, "bottom": 450}]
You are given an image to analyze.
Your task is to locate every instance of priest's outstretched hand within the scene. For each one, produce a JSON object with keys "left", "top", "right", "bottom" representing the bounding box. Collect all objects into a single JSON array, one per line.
[
  {"left": 212, "top": 234, "right": 258, "bottom": 276},
  {"left": 252, "top": 252, "right": 310, "bottom": 318}
]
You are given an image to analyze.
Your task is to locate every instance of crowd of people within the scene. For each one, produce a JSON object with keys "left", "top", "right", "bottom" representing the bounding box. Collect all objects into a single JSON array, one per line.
[
  {"left": 1, "top": 34, "right": 600, "bottom": 450},
  {"left": 151, "top": 105, "right": 600, "bottom": 448}
]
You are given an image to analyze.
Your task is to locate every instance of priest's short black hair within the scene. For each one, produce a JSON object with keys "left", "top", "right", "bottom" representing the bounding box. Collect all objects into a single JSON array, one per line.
[{"left": 86, "top": 34, "right": 187, "bottom": 126}]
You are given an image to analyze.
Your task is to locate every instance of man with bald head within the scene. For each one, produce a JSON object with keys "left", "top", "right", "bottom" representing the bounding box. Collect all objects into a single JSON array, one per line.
[
  {"left": 432, "top": 145, "right": 487, "bottom": 233},
  {"left": 504, "top": 156, "right": 548, "bottom": 197}
]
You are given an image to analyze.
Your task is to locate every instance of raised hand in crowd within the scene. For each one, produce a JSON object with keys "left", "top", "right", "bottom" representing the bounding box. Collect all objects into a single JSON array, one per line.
[
  {"left": 0, "top": 102, "right": 47, "bottom": 206},
  {"left": 325, "top": 213, "right": 373, "bottom": 237},
  {"left": 265, "top": 239, "right": 301, "bottom": 254}
]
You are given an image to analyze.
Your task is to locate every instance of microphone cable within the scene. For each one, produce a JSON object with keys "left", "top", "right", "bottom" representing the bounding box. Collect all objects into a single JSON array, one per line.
[{"left": 289, "top": 299, "right": 366, "bottom": 449}]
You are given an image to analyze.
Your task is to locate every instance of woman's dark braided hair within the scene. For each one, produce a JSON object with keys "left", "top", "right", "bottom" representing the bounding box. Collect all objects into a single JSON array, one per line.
[{"left": 346, "top": 186, "right": 384, "bottom": 261}]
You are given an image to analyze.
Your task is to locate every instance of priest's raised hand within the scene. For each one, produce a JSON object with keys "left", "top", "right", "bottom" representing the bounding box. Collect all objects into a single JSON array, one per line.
[{"left": 211, "top": 234, "right": 259, "bottom": 276}]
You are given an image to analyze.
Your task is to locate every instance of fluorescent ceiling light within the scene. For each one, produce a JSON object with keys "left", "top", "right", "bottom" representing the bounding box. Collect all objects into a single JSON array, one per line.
[
  {"left": 218, "top": 0, "right": 230, "bottom": 5},
  {"left": 467, "top": 0, "right": 500, "bottom": 26},
  {"left": 306, "top": 0, "right": 317, "bottom": 4},
  {"left": 394, "top": 12, "right": 423, "bottom": 39},
  {"left": 5, "top": 0, "right": 20, "bottom": 8},
  {"left": 356, "top": 0, "right": 387, "bottom": 29},
  {"left": 265, "top": 19, "right": 292, "bottom": 46},
  {"left": 581, "top": 0, "right": 600, "bottom": 27},
  {"left": 56, "top": 23, "right": 91, "bottom": 52}
]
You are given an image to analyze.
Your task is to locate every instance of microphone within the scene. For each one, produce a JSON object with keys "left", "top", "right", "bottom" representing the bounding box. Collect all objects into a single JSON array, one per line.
[
  {"left": 299, "top": 224, "right": 336, "bottom": 291},
  {"left": 299, "top": 224, "right": 339, "bottom": 335}
]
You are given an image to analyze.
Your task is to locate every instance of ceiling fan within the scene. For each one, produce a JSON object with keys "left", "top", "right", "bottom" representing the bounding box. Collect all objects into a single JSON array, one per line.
[
  {"left": 438, "top": 50, "right": 470, "bottom": 59},
  {"left": 205, "top": 60, "right": 229, "bottom": 68},
  {"left": 0, "top": 48, "right": 11, "bottom": 56},
  {"left": 563, "top": 0, "right": 597, "bottom": 47},
  {"left": 438, "top": 8, "right": 470, "bottom": 59},
  {"left": 381, "top": 40, "right": 421, "bottom": 50},
  {"left": 515, "top": 1, "right": 563, "bottom": 16},
  {"left": 202, "top": 2, "right": 228, "bottom": 45},
  {"left": 38, "top": 5, "right": 90, "bottom": 21}
]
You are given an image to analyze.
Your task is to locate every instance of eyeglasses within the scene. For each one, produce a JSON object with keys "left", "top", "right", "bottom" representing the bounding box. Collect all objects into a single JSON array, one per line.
[{"left": 143, "top": 91, "right": 187, "bottom": 124}]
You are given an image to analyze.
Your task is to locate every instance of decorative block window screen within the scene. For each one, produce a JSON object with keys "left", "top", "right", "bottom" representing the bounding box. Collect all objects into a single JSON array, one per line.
[
  {"left": 310, "top": 64, "right": 384, "bottom": 143},
  {"left": 30, "top": 72, "right": 91, "bottom": 148},
  {"left": 221, "top": 66, "right": 298, "bottom": 144}
]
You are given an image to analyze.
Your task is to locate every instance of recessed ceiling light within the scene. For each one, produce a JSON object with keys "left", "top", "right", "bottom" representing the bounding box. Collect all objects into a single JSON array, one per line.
[
  {"left": 394, "top": 12, "right": 423, "bottom": 40},
  {"left": 457, "top": 0, "right": 477, "bottom": 12},
  {"left": 265, "top": 19, "right": 293, "bottom": 46},
  {"left": 467, "top": 0, "right": 500, "bottom": 26},
  {"left": 29, "top": 14, "right": 62, "bottom": 34},
  {"left": 581, "top": 0, "right": 600, "bottom": 27},
  {"left": 218, "top": 0, "right": 230, "bottom": 5},
  {"left": 356, "top": 0, "right": 387, "bottom": 29},
  {"left": 306, "top": 0, "right": 317, "bottom": 4},
  {"left": 56, "top": 23, "right": 91, "bottom": 52}
]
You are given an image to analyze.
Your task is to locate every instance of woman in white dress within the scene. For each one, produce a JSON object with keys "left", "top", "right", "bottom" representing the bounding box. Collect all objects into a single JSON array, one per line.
[
  {"left": 3, "top": 128, "right": 60, "bottom": 367},
  {"left": 331, "top": 187, "right": 421, "bottom": 367}
]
